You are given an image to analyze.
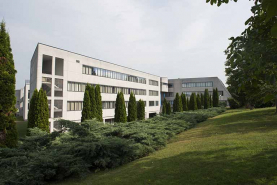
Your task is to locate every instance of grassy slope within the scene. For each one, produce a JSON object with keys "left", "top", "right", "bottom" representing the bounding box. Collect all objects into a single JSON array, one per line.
[{"left": 58, "top": 108, "right": 277, "bottom": 185}]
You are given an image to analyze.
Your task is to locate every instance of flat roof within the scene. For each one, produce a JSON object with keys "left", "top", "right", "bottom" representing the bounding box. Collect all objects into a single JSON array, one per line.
[{"left": 38, "top": 43, "right": 160, "bottom": 77}]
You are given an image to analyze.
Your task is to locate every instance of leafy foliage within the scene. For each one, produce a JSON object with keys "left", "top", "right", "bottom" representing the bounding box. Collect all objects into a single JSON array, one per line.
[
  {"left": 115, "top": 92, "right": 127, "bottom": 123},
  {"left": 137, "top": 99, "right": 145, "bottom": 120},
  {"left": 162, "top": 99, "right": 167, "bottom": 114},
  {"left": 28, "top": 89, "right": 38, "bottom": 129},
  {"left": 196, "top": 94, "right": 202, "bottom": 109},
  {"left": 37, "top": 89, "right": 50, "bottom": 132},
  {"left": 0, "top": 107, "right": 225, "bottom": 184},
  {"left": 166, "top": 100, "right": 171, "bottom": 115},
  {"left": 128, "top": 92, "right": 137, "bottom": 122},
  {"left": 213, "top": 88, "right": 219, "bottom": 107},
  {"left": 228, "top": 98, "right": 241, "bottom": 109}
]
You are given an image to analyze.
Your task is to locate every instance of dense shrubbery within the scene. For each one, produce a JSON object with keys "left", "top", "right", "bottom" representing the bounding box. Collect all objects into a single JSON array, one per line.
[
  {"left": 0, "top": 107, "right": 225, "bottom": 184},
  {"left": 228, "top": 97, "right": 241, "bottom": 109}
]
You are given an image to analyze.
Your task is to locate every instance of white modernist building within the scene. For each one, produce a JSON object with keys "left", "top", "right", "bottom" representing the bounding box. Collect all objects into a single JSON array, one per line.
[
  {"left": 15, "top": 80, "right": 30, "bottom": 120},
  {"left": 29, "top": 43, "right": 168, "bottom": 132}
]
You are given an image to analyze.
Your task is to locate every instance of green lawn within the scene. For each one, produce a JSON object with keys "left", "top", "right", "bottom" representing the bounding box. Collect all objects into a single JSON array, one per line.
[
  {"left": 16, "top": 121, "right": 28, "bottom": 138},
  {"left": 57, "top": 108, "right": 277, "bottom": 185}
]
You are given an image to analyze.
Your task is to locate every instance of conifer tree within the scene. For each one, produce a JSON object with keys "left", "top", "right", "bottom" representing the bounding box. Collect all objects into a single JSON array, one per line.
[
  {"left": 162, "top": 99, "right": 167, "bottom": 114},
  {"left": 210, "top": 94, "right": 213, "bottom": 108},
  {"left": 201, "top": 93, "right": 204, "bottom": 107},
  {"left": 137, "top": 99, "right": 145, "bottom": 120},
  {"left": 28, "top": 89, "right": 38, "bottom": 129},
  {"left": 0, "top": 21, "right": 18, "bottom": 147},
  {"left": 114, "top": 92, "right": 127, "bottom": 123},
  {"left": 204, "top": 89, "right": 209, "bottom": 109},
  {"left": 37, "top": 89, "right": 49, "bottom": 132},
  {"left": 189, "top": 93, "right": 198, "bottom": 111},
  {"left": 173, "top": 93, "right": 182, "bottom": 112},
  {"left": 95, "top": 85, "right": 103, "bottom": 122},
  {"left": 128, "top": 92, "right": 137, "bottom": 122},
  {"left": 187, "top": 97, "right": 190, "bottom": 110},
  {"left": 197, "top": 94, "right": 202, "bottom": 109},
  {"left": 214, "top": 88, "right": 219, "bottom": 107},
  {"left": 89, "top": 85, "right": 96, "bottom": 118},
  {"left": 81, "top": 86, "right": 91, "bottom": 122},
  {"left": 166, "top": 101, "right": 171, "bottom": 115},
  {"left": 181, "top": 93, "right": 188, "bottom": 111}
]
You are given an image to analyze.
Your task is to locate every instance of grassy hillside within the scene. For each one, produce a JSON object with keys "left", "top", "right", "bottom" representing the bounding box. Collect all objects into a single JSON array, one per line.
[{"left": 57, "top": 107, "right": 277, "bottom": 185}]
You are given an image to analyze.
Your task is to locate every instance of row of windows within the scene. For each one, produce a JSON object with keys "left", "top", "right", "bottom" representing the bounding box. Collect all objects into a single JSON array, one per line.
[
  {"left": 164, "top": 92, "right": 174, "bottom": 97},
  {"left": 82, "top": 65, "right": 146, "bottom": 84},
  {"left": 67, "top": 101, "right": 83, "bottom": 111},
  {"left": 183, "top": 91, "right": 224, "bottom": 96},
  {"left": 149, "top": 101, "right": 159, "bottom": 107},
  {"left": 68, "top": 82, "right": 146, "bottom": 95},
  {"left": 149, "top": 90, "right": 159, "bottom": 96},
  {"left": 103, "top": 101, "right": 148, "bottom": 109},
  {"left": 149, "top": 80, "right": 159, "bottom": 86},
  {"left": 182, "top": 82, "right": 213, "bottom": 88}
]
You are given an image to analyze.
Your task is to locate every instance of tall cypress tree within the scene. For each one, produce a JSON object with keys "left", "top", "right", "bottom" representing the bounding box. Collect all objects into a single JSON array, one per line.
[
  {"left": 115, "top": 92, "right": 127, "bottom": 123},
  {"left": 189, "top": 93, "right": 198, "bottom": 111},
  {"left": 162, "top": 99, "right": 167, "bottom": 114},
  {"left": 81, "top": 86, "right": 91, "bottom": 122},
  {"left": 173, "top": 93, "right": 182, "bottom": 112},
  {"left": 204, "top": 89, "right": 209, "bottom": 109},
  {"left": 128, "top": 92, "right": 137, "bottom": 122},
  {"left": 210, "top": 94, "right": 213, "bottom": 108},
  {"left": 0, "top": 21, "right": 18, "bottom": 147},
  {"left": 137, "top": 99, "right": 145, "bottom": 120},
  {"left": 95, "top": 85, "right": 103, "bottom": 122},
  {"left": 28, "top": 89, "right": 38, "bottom": 129},
  {"left": 201, "top": 93, "right": 204, "bottom": 107},
  {"left": 187, "top": 97, "right": 190, "bottom": 110},
  {"left": 89, "top": 85, "right": 96, "bottom": 118},
  {"left": 197, "top": 94, "right": 202, "bottom": 109},
  {"left": 37, "top": 89, "right": 49, "bottom": 132},
  {"left": 214, "top": 88, "right": 219, "bottom": 107},
  {"left": 166, "top": 101, "right": 171, "bottom": 115},
  {"left": 181, "top": 93, "right": 188, "bottom": 111}
]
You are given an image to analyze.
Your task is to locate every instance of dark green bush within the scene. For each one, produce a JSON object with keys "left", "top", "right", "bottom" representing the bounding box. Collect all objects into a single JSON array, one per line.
[
  {"left": 0, "top": 107, "right": 225, "bottom": 184},
  {"left": 228, "top": 98, "right": 240, "bottom": 109}
]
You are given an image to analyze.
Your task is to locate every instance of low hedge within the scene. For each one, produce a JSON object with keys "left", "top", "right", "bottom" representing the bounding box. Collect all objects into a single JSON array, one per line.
[{"left": 0, "top": 107, "right": 225, "bottom": 185}]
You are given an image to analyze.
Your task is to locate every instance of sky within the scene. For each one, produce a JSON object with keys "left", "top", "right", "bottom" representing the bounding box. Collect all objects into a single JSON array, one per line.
[{"left": 0, "top": 0, "right": 254, "bottom": 89}]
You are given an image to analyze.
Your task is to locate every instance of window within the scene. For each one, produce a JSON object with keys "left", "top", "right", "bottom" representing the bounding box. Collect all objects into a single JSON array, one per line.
[
  {"left": 149, "top": 101, "right": 154, "bottom": 106},
  {"left": 54, "top": 100, "right": 63, "bottom": 118},
  {"left": 165, "top": 92, "right": 174, "bottom": 97},
  {"left": 102, "top": 101, "right": 115, "bottom": 109},
  {"left": 155, "top": 101, "right": 159, "bottom": 106},
  {"left": 55, "top": 57, "right": 64, "bottom": 76},
  {"left": 54, "top": 79, "right": 63, "bottom": 97},
  {"left": 82, "top": 65, "right": 146, "bottom": 84},
  {"left": 67, "top": 101, "right": 83, "bottom": 111},
  {"left": 149, "top": 80, "right": 159, "bottom": 86},
  {"left": 42, "top": 77, "right": 52, "bottom": 96},
  {"left": 168, "top": 83, "right": 174, "bottom": 88},
  {"left": 182, "top": 81, "right": 213, "bottom": 88},
  {"left": 42, "top": 55, "right": 52, "bottom": 75},
  {"left": 149, "top": 90, "right": 159, "bottom": 96}
]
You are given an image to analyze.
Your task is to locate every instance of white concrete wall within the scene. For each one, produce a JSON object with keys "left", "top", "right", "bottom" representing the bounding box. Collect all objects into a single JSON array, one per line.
[
  {"left": 23, "top": 83, "right": 30, "bottom": 120},
  {"left": 30, "top": 43, "right": 161, "bottom": 132}
]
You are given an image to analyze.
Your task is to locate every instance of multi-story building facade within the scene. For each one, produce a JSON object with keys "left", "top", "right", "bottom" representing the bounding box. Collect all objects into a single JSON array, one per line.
[
  {"left": 29, "top": 43, "right": 168, "bottom": 132},
  {"left": 162, "top": 77, "right": 231, "bottom": 106},
  {"left": 15, "top": 80, "right": 30, "bottom": 119}
]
